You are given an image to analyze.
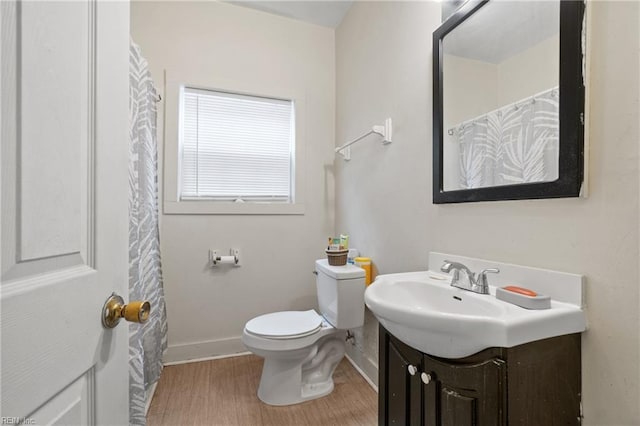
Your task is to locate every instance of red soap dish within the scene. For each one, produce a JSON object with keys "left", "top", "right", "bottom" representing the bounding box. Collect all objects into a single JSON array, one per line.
[{"left": 496, "top": 285, "right": 551, "bottom": 310}]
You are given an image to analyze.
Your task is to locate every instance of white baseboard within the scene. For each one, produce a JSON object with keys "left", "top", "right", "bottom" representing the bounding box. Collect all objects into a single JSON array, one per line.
[
  {"left": 163, "top": 336, "right": 247, "bottom": 364},
  {"left": 164, "top": 351, "right": 252, "bottom": 366},
  {"left": 345, "top": 353, "right": 378, "bottom": 393},
  {"left": 345, "top": 344, "right": 378, "bottom": 391}
]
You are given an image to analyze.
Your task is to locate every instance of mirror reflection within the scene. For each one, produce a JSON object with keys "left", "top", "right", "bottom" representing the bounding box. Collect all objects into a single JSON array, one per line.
[{"left": 442, "top": 1, "right": 560, "bottom": 191}]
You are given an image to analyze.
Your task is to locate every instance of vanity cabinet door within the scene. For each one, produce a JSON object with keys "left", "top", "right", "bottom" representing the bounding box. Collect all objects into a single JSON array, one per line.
[
  {"left": 379, "top": 326, "right": 580, "bottom": 426},
  {"left": 422, "top": 355, "right": 507, "bottom": 426},
  {"left": 379, "top": 327, "right": 423, "bottom": 426}
]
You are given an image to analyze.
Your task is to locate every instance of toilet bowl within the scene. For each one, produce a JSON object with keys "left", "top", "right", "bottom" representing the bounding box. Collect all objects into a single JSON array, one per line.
[
  {"left": 242, "top": 310, "right": 346, "bottom": 405},
  {"left": 242, "top": 260, "right": 365, "bottom": 406}
]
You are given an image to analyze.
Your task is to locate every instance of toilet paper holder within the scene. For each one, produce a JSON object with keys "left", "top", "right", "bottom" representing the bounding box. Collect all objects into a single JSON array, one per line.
[{"left": 209, "top": 248, "right": 241, "bottom": 266}]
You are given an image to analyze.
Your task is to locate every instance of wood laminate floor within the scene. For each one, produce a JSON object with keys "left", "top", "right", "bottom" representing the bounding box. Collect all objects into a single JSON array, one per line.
[{"left": 147, "top": 355, "right": 378, "bottom": 426}]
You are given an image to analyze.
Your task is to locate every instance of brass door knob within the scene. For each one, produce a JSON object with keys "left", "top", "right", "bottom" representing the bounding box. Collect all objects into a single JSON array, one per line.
[{"left": 102, "top": 293, "right": 151, "bottom": 329}]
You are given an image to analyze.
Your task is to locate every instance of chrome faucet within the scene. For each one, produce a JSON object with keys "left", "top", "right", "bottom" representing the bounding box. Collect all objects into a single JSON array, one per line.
[{"left": 441, "top": 260, "right": 500, "bottom": 295}]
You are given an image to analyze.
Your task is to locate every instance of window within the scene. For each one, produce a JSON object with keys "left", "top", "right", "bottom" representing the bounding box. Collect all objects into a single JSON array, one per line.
[{"left": 180, "top": 87, "right": 295, "bottom": 203}]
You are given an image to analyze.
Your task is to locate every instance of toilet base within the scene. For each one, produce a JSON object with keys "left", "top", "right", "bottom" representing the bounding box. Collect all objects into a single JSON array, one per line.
[
  {"left": 258, "top": 371, "right": 335, "bottom": 406},
  {"left": 254, "top": 333, "right": 346, "bottom": 406}
]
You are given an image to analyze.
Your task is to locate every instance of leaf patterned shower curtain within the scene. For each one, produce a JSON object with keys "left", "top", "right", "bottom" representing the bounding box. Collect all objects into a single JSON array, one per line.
[
  {"left": 457, "top": 87, "right": 560, "bottom": 189},
  {"left": 129, "top": 41, "right": 168, "bottom": 426}
]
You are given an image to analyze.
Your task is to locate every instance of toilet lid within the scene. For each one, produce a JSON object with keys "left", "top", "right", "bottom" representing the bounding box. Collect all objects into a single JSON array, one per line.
[{"left": 245, "top": 310, "right": 323, "bottom": 339}]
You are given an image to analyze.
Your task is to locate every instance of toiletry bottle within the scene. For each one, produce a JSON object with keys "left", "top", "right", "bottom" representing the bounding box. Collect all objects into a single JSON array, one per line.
[
  {"left": 355, "top": 257, "right": 372, "bottom": 285},
  {"left": 347, "top": 248, "right": 359, "bottom": 264}
]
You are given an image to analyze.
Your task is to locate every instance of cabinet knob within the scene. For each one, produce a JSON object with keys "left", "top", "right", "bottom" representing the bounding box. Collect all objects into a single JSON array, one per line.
[
  {"left": 421, "top": 372, "right": 432, "bottom": 384},
  {"left": 407, "top": 365, "right": 418, "bottom": 376}
]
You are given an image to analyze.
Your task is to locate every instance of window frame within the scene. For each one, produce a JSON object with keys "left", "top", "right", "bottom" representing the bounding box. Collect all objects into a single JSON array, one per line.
[{"left": 163, "top": 71, "right": 306, "bottom": 215}]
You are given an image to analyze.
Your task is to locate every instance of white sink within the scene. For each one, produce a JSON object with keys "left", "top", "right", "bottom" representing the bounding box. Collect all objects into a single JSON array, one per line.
[{"left": 365, "top": 271, "right": 586, "bottom": 359}]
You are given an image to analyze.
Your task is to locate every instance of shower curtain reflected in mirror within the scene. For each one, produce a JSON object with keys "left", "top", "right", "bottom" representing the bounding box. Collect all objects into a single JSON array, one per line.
[
  {"left": 129, "top": 41, "right": 168, "bottom": 426},
  {"left": 457, "top": 87, "right": 560, "bottom": 189}
]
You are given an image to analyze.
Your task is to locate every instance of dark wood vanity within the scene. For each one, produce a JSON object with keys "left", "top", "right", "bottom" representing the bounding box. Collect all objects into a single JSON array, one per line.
[{"left": 379, "top": 325, "right": 581, "bottom": 425}]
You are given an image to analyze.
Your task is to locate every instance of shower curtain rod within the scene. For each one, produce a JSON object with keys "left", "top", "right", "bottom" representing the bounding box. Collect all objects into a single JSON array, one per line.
[{"left": 447, "top": 86, "right": 558, "bottom": 136}]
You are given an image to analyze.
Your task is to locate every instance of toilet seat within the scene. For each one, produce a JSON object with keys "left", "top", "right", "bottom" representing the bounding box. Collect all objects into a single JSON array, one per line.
[{"left": 245, "top": 310, "right": 323, "bottom": 340}]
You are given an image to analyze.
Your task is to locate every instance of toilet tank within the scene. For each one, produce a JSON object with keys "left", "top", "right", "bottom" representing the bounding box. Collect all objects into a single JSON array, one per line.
[{"left": 315, "top": 259, "right": 365, "bottom": 329}]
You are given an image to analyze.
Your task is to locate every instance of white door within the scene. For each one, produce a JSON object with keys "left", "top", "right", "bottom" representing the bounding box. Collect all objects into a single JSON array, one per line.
[{"left": 1, "top": 1, "right": 131, "bottom": 425}]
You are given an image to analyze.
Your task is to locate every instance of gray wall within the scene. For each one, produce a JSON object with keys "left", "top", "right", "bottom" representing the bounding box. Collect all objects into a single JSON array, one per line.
[{"left": 336, "top": 2, "right": 640, "bottom": 424}]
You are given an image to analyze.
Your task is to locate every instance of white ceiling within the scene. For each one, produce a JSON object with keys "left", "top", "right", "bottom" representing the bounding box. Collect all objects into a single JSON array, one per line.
[
  {"left": 228, "top": 1, "right": 354, "bottom": 28},
  {"left": 444, "top": 1, "right": 560, "bottom": 64},
  {"left": 226, "top": 1, "right": 559, "bottom": 61}
]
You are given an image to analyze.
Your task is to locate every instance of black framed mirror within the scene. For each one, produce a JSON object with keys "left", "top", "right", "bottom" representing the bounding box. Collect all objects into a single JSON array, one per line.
[{"left": 433, "top": 0, "right": 585, "bottom": 204}]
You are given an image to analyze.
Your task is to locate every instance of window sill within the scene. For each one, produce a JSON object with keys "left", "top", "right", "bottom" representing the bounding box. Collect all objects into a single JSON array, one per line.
[{"left": 163, "top": 200, "right": 305, "bottom": 215}]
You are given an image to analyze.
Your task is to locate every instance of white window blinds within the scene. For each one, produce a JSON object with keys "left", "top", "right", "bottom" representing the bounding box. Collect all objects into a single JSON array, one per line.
[{"left": 180, "top": 87, "right": 294, "bottom": 202}]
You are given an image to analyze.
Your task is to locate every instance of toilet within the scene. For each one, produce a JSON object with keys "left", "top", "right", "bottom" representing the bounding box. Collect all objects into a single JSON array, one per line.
[{"left": 242, "top": 259, "right": 365, "bottom": 406}]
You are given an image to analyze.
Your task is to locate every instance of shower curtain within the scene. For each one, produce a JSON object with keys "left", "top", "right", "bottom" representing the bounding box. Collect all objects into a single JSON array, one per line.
[
  {"left": 457, "top": 87, "right": 560, "bottom": 189},
  {"left": 129, "top": 41, "right": 168, "bottom": 426}
]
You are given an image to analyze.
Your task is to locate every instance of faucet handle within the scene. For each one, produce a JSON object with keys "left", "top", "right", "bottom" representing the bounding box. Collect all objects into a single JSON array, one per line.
[
  {"left": 477, "top": 268, "right": 500, "bottom": 288},
  {"left": 473, "top": 268, "right": 500, "bottom": 294}
]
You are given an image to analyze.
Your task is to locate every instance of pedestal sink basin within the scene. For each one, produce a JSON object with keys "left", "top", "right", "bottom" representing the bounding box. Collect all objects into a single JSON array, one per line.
[{"left": 365, "top": 271, "right": 586, "bottom": 359}]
